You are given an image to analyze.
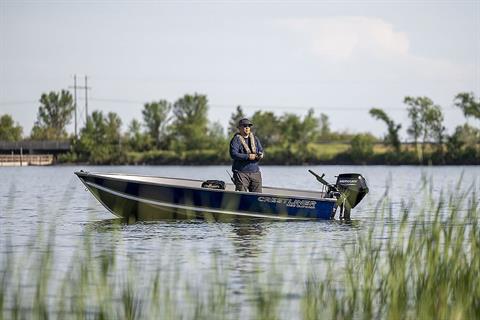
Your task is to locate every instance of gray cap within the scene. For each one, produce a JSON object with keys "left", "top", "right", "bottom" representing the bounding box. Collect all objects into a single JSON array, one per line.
[{"left": 238, "top": 118, "right": 253, "bottom": 127}]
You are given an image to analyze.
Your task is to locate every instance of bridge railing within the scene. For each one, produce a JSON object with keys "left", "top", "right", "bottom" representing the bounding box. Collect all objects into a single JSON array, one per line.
[
  {"left": 0, "top": 140, "right": 71, "bottom": 151},
  {"left": 0, "top": 154, "right": 54, "bottom": 166}
]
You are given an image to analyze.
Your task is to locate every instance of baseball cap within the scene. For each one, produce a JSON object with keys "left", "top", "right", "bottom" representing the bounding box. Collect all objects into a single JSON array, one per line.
[{"left": 238, "top": 118, "right": 253, "bottom": 127}]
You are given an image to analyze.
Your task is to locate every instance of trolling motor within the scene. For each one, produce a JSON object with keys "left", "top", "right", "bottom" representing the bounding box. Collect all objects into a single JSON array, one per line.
[{"left": 309, "top": 170, "right": 369, "bottom": 220}]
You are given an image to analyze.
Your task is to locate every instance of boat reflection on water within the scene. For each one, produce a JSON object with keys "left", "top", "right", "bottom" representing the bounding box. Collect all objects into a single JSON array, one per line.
[
  {"left": 83, "top": 218, "right": 130, "bottom": 233},
  {"left": 230, "top": 220, "right": 267, "bottom": 259}
]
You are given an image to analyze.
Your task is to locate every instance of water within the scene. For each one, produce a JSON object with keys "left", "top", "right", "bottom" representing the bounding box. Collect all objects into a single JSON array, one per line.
[{"left": 1, "top": 165, "right": 479, "bottom": 316}]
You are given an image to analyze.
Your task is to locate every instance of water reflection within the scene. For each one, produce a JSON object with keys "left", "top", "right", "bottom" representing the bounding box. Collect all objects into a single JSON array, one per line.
[
  {"left": 83, "top": 218, "right": 128, "bottom": 233},
  {"left": 85, "top": 217, "right": 269, "bottom": 260},
  {"left": 230, "top": 220, "right": 267, "bottom": 258}
]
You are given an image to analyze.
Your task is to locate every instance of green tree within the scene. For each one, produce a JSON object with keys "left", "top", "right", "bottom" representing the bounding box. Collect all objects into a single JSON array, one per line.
[
  {"left": 278, "top": 109, "right": 318, "bottom": 160},
  {"left": 424, "top": 104, "right": 445, "bottom": 158},
  {"left": 404, "top": 96, "right": 444, "bottom": 162},
  {"left": 142, "top": 100, "right": 170, "bottom": 149},
  {"left": 0, "top": 114, "right": 23, "bottom": 141},
  {"left": 350, "top": 133, "right": 376, "bottom": 163},
  {"left": 251, "top": 111, "right": 281, "bottom": 147},
  {"left": 76, "top": 111, "right": 124, "bottom": 164},
  {"left": 208, "top": 121, "right": 227, "bottom": 151},
  {"left": 105, "top": 112, "right": 122, "bottom": 145},
  {"left": 228, "top": 105, "right": 246, "bottom": 136},
  {"left": 300, "top": 109, "right": 319, "bottom": 145},
  {"left": 447, "top": 124, "right": 480, "bottom": 163},
  {"left": 171, "top": 93, "right": 209, "bottom": 151},
  {"left": 76, "top": 111, "right": 106, "bottom": 163},
  {"left": 405, "top": 97, "right": 424, "bottom": 161},
  {"left": 454, "top": 92, "right": 480, "bottom": 120},
  {"left": 30, "top": 90, "right": 74, "bottom": 140},
  {"left": 318, "top": 113, "right": 331, "bottom": 139},
  {"left": 369, "top": 108, "right": 402, "bottom": 153},
  {"left": 126, "top": 119, "right": 151, "bottom": 152}
]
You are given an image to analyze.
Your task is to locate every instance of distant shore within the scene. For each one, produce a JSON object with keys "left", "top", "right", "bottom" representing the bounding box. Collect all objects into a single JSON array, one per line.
[
  {"left": 54, "top": 144, "right": 478, "bottom": 166},
  {"left": 2, "top": 142, "right": 479, "bottom": 166}
]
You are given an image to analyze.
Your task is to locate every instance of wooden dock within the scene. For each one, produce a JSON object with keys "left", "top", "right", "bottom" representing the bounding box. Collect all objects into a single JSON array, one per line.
[{"left": 0, "top": 154, "right": 54, "bottom": 166}]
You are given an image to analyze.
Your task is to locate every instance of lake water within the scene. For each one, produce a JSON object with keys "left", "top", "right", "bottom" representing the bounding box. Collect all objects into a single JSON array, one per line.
[{"left": 1, "top": 165, "right": 479, "bottom": 317}]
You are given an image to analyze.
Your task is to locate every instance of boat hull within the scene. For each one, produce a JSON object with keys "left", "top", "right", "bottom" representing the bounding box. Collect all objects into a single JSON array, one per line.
[{"left": 75, "top": 171, "right": 338, "bottom": 221}]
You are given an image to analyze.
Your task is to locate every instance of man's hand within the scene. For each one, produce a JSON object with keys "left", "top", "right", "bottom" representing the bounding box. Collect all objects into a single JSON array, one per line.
[{"left": 248, "top": 153, "right": 256, "bottom": 160}]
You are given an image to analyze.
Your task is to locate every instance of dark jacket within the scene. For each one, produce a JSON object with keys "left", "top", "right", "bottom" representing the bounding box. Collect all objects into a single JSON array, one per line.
[{"left": 229, "top": 134, "right": 264, "bottom": 173}]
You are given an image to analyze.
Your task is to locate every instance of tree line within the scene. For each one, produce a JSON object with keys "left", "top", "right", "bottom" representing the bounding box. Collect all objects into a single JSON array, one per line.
[{"left": 0, "top": 90, "right": 478, "bottom": 165}]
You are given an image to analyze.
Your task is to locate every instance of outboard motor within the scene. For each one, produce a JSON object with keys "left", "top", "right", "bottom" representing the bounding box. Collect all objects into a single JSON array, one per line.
[
  {"left": 335, "top": 173, "right": 369, "bottom": 209},
  {"left": 308, "top": 170, "right": 369, "bottom": 220}
]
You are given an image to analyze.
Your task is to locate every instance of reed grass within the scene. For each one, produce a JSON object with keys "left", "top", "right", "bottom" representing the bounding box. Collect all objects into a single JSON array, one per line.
[{"left": 0, "top": 180, "right": 479, "bottom": 319}]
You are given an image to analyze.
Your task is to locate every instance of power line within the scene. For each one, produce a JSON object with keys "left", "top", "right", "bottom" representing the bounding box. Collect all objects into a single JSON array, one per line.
[
  {"left": 89, "top": 98, "right": 144, "bottom": 104},
  {"left": 86, "top": 98, "right": 408, "bottom": 111},
  {"left": 1, "top": 98, "right": 462, "bottom": 113},
  {"left": 0, "top": 100, "right": 37, "bottom": 106},
  {"left": 210, "top": 104, "right": 408, "bottom": 111}
]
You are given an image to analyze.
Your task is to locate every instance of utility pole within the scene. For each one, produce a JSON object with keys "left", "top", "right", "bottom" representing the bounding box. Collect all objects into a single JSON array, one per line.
[
  {"left": 74, "top": 75, "right": 78, "bottom": 137},
  {"left": 69, "top": 74, "right": 91, "bottom": 128},
  {"left": 69, "top": 75, "right": 78, "bottom": 138},
  {"left": 84, "top": 75, "right": 90, "bottom": 123}
]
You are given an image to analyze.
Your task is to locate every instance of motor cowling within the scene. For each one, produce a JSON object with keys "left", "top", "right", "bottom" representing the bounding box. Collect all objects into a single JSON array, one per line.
[{"left": 335, "top": 173, "right": 369, "bottom": 209}]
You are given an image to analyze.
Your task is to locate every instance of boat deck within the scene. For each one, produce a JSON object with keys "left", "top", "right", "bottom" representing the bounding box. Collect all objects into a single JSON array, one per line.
[{"left": 93, "top": 172, "right": 329, "bottom": 200}]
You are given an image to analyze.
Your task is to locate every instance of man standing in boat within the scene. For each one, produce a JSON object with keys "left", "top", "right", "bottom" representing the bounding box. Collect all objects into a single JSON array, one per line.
[{"left": 230, "top": 118, "right": 264, "bottom": 192}]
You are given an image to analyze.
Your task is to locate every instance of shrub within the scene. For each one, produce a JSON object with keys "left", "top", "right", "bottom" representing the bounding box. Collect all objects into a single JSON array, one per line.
[{"left": 349, "top": 133, "right": 376, "bottom": 164}]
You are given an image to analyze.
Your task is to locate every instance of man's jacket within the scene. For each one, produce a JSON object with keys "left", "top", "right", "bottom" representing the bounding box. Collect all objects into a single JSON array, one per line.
[{"left": 229, "top": 133, "right": 264, "bottom": 173}]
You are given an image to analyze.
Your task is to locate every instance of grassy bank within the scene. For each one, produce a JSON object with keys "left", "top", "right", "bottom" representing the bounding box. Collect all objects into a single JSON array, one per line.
[
  {"left": 58, "top": 142, "right": 480, "bottom": 165},
  {"left": 1, "top": 183, "right": 479, "bottom": 319}
]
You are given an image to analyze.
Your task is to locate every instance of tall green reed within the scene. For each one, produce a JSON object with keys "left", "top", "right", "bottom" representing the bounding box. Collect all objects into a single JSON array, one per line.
[
  {"left": 0, "top": 178, "right": 479, "bottom": 319},
  {"left": 300, "top": 180, "right": 479, "bottom": 320}
]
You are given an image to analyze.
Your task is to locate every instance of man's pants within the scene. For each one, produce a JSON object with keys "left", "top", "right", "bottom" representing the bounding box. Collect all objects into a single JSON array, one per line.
[{"left": 233, "top": 171, "right": 262, "bottom": 193}]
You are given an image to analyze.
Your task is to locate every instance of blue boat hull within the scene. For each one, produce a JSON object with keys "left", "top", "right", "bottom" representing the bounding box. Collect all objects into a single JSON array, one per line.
[{"left": 75, "top": 171, "right": 338, "bottom": 221}]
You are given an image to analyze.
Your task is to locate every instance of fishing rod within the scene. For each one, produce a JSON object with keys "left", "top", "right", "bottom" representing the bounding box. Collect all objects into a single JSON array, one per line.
[{"left": 226, "top": 170, "right": 235, "bottom": 184}]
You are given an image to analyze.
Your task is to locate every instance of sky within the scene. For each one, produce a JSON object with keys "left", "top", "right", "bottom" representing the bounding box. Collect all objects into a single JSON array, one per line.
[{"left": 0, "top": 0, "right": 479, "bottom": 140}]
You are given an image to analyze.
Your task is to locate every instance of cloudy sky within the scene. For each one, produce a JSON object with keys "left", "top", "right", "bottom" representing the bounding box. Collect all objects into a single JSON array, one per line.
[{"left": 1, "top": 0, "right": 479, "bottom": 139}]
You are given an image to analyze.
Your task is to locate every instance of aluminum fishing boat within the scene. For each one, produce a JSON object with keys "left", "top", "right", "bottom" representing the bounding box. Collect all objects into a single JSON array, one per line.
[{"left": 75, "top": 170, "right": 368, "bottom": 222}]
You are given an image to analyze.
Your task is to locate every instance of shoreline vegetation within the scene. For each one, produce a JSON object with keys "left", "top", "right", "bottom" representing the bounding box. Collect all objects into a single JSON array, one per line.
[
  {"left": 1, "top": 180, "right": 479, "bottom": 318},
  {"left": 62, "top": 142, "right": 478, "bottom": 166},
  {"left": 1, "top": 91, "right": 479, "bottom": 165}
]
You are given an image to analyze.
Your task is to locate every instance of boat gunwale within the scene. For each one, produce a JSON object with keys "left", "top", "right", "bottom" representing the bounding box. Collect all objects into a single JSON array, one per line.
[{"left": 74, "top": 171, "right": 337, "bottom": 202}]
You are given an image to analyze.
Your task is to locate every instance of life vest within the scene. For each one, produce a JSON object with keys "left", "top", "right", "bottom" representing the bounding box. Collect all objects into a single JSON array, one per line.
[{"left": 236, "top": 133, "right": 257, "bottom": 154}]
